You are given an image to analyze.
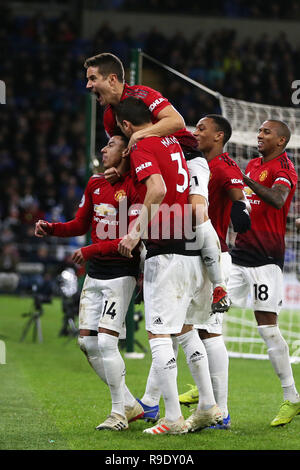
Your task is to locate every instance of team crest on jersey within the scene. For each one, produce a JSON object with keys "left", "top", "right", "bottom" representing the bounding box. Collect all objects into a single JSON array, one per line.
[
  {"left": 114, "top": 189, "right": 126, "bottom": 202},
  {"left": 259, "top": 170, "right": 268, "bottom": 182}
]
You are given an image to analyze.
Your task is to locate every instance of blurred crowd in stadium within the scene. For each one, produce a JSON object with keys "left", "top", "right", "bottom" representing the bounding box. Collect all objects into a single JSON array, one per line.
[
  {"left": 0, "top": 4, "right": 299, "bottom": 289},
  {"left": 102, "top": 0, "right": 300, "bottom": 19}
]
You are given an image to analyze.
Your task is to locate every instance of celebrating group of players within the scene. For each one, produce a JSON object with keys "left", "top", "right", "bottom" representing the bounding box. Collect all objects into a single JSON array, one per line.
[{"left": 35, "top": 52, "right": 300, "bottom": 435}]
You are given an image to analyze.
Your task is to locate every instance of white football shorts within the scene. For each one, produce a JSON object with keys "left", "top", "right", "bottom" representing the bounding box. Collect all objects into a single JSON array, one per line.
[
  {"left": 79, "top": 274, "right": 136, "bottom": 337},
  {"left": 189, "top": 251, "right": 232, "bottom": 334},
  {"left": 187, "top": 157, "right": 210, "bottom": 201},
  {"left": 227, "top": 263, "right": 283, "bottom": 314},
  {"left": 143, "top": 253, "right": 205, "bottom": 334}
]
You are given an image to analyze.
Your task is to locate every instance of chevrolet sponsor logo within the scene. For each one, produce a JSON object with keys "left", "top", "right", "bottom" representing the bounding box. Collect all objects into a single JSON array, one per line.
[
  {"left": 244, "top": 186, "right": 253, "bottom": 196},
  {"left": 94, "top": 203, "right": 118, "bottom": 216}
]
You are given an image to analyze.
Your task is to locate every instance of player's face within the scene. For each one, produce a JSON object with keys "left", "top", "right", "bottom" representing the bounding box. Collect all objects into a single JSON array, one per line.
[
  {"left": 86, "top": 66, "right": 114, "bottom": 106},
  {"left": 257, "top": 121, "right": 282, "bottom": 155},
  {"left": 193, "top": 117, "right": 217, "bottom": 152},
  {"left": 101, "top": 136, "right": 126, "bottom": 169}
]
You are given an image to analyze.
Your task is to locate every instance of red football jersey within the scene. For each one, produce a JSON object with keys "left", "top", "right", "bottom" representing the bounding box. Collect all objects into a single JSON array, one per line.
[
  {"left": 231, "top": 152, "right": 298, "bottom": 270},
  {"left": 208, "top": 153, "right": 245, "bottom": 252},
  {"left": 103, "top": 83, "right": 198, "bottom": 151},
  {"left": 52, "top": 172, "right": 141, "bottom": 279},
  {"left": 129, "top": 135, "right": 192, "bottom": 257}
]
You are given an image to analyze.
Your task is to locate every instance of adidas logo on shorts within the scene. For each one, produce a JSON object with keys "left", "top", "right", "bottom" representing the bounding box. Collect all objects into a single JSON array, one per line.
[{"left": 153, "top": 317, "right": 163, "bottom": 325}]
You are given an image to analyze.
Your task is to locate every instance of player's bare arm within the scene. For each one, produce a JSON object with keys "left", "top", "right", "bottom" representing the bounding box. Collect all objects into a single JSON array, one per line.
[
  {"left": 118, "top": 173, "right": 166, "bottom": 258},
  {"left": 243, "top": 173, "right": 290, "bottom": 209},
  {"left": 227, "top": 187, "right": 249, "bottom": 205},
  {"left": 188, "top": 194, "right": 209, "bottom": 227},
  {"left": 127, "top": 105, "right": 185, "bottom": 148}
]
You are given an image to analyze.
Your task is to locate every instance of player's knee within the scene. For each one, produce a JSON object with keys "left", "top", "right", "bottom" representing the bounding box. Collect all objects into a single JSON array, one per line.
[
  {"left": 257, "top": 325, "right": 288, "bottom": 354},
  {"left": 98, "top": 331, "right": 119, "bottom": 355},
  {"left": 78, "top": 335, "right": 86, "bottom": 354},
  {"left": 78, "top": 335, "right": 99, "bottom": 358}
]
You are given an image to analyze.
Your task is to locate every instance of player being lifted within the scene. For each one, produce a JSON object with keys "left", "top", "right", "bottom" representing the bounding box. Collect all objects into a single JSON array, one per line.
[
  {"left": 84, "top": 52, "right": 230, "bottom": 314},
  {"left": 141, "top": 114, "right": 250, "bottom": 428},
  {"left": 115, "top": 97, "right": 223, "bottom": 434},
  {"left": 35, "top": 133, "right": 145, "bottom": 431},
  {"left": 229, "top": 120, "right": 300, "bottom": 427}
]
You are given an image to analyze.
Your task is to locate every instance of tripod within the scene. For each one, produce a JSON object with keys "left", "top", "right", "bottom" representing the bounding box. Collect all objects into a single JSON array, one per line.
[{"left": 20, "top": 304, "right": 44, "bottom": 343}]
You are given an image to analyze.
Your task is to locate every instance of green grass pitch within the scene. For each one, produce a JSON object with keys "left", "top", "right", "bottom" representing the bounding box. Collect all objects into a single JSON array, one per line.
[{"left": 1, "top": 295, "right": 300, "bottom": 451}]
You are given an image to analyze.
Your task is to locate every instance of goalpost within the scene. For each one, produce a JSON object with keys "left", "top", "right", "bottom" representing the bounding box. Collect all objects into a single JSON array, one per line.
[{"left": 130, "top": 48, "right": 300, "bottom": 363}]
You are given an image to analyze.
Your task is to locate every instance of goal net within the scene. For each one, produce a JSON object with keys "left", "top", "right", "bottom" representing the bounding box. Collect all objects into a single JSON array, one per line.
[{"left": 132, "top": 49, "right": 300, "bottom": 363}]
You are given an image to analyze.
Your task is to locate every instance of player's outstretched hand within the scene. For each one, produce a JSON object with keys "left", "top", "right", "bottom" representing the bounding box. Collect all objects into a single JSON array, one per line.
[
  {"left": 71, "top": 248, "right": 85, "bottom": 265},
  {"left": 104, "top": 166, "right": 121, "bottom": 184},
  {"left": 35, "top": 220, "right": 53, "bottom": 237}
]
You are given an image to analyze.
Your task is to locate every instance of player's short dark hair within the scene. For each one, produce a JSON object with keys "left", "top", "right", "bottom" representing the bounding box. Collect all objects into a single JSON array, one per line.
[
  {"left": 84, "top": 53, "right": 124, "bottom": 83},
  {"left": 115, "top": 97, "right": 152, "bottom": 126},
  {"left": 111, "top": 128, "right": 129, "bottom": 146},
  {"left": 206, "top": 114, "right": 232, "bottom": 145},
  {"left": 267, "top": 119, "right": 291, "bottom": 147}
]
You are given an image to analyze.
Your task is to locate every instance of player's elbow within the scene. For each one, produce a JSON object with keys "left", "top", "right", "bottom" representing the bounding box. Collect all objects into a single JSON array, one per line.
[
  {"left": 165, "top": 108, "right": 185, "bottom": 132},
  {"left": 269, "top": 186, "right": 289, "bottom": 210},
  {"left": 268, "top": 196, "right": 285, "bottom": 210},
  {"left": 152, "top": 180, "right": 167, "bottom": 205},
  {"left": 155, "top": 184, "right": 167, "bottom": 204},
  {"left": 173, "top": 113, "right": 185, "bottom": 132},
  {"left": 273, "top": 199, "right": 285, "bottom": 210}
]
